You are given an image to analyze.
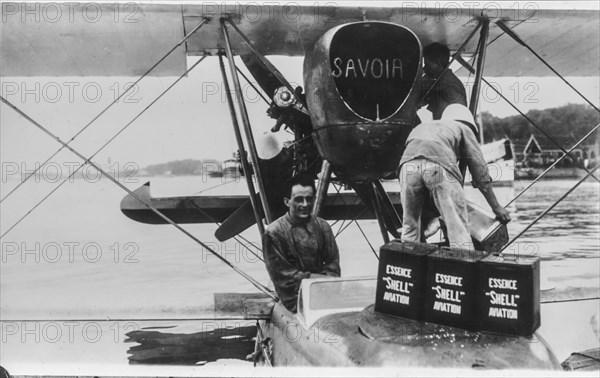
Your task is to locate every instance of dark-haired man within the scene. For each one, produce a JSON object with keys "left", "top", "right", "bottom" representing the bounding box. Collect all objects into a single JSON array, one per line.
[
  {"left": 421, "top": 42, "right": 467, "bottom": 120},
  {"left": 262, "top": 175, "right": 340, "bottom": 312}
]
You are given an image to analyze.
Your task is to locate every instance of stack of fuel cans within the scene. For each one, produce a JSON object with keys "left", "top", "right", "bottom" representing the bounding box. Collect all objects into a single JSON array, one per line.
[{"left": 374, "top": 240, "right": 541, "bottom": 336}]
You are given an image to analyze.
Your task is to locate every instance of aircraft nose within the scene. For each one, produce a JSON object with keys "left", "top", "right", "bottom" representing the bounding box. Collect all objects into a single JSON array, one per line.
[{"left": 304, "top": 21, "right": 422, "bottom": 180}]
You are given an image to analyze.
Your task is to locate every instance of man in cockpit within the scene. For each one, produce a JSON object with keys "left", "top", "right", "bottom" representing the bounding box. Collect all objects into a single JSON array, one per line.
[
  {"left": 420, "top": 42, "right": 467, "bottom": 120},
  {"left": 262, "top": 174, "right": 340, "bottom": 313}
]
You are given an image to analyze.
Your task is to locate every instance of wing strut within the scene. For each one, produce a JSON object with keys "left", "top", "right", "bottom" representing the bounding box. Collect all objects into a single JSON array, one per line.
[
  {"left": 221, "top": 18, "right": 274, "bottom": 226},
  {"left": 312, "top": 161, "right": 332, "bottom": 217},
  {"left": 468, "top": 18, "right": 490, "bottom": 137},
  {"left": 218, "top": 55, "right": 266, "bottom": 235},
  {"left": 419, "top": 20, "right": 482, "bottom": 108},
  {"left": 372, "top": 180, "right": 403, "bottom": 237},
  {"left": 370, "top": 182, "right": 391, "bottom": 244}
]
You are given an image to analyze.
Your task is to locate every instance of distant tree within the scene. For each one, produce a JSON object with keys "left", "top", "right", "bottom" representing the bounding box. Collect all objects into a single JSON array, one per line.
[
  {"left": 480, "top": 104, "right": 599, "bottom": 146},
  {"left": 143, "top": 159, "right": 221, "bottom": 176}
]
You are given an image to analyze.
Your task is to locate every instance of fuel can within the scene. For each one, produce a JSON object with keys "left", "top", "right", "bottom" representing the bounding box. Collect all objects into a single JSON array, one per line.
[
  {"left": 424, "top": 247, "right": 485, "bottom": 329},
  {"left": 477, "top": 254, "right": 541, "bottom": 336},
  {"left": 375, "top": 240, "right": 438, "bottom": 320}
]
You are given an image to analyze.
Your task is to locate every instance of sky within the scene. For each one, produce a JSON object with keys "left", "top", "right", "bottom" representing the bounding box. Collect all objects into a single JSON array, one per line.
[
  {"left": 1, "top": 1, "right": 599, "bottom": 169},
  {"left": 2, "top": 55, "right": 598, "bottom": 169}
]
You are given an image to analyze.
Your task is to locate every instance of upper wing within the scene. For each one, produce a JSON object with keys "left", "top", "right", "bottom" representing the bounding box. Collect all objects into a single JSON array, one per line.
[
  {"left": 1, "top": 2, "right": 598, "bottom": 77},
  {"left": 458, "top": 8, "right": 600, "bottom": 77},
  {"left": 1, "top": 3, "right": 187, "bottom": 76}
]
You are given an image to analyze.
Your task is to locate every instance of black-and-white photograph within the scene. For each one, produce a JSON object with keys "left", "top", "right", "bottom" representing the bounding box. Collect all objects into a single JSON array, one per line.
[{"left": 1, "top": 1, "right": 598, "bottom": 376}]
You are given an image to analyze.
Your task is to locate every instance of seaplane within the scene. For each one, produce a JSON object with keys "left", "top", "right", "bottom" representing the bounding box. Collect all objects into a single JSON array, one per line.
[{"left": 1, "top": 0, "right": 599, "bottom": 374}]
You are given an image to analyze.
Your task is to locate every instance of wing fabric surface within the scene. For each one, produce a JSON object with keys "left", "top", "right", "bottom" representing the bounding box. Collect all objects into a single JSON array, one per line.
[{"left": 2, "top": 3, "right": 598, "bottom": 77}]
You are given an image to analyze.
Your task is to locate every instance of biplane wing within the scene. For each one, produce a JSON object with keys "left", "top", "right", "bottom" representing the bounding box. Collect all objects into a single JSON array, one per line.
[
  {"left": 3, "top": 1, "right": 599, "bottom": 239},
  {"left": 2, "top": 2, "right": 599, "bottom": 77},
  {"left": 4, "top": 2, "right": 598, "bottom": 246}
]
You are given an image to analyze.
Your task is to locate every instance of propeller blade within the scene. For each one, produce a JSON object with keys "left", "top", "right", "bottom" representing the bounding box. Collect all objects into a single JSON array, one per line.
[
  {"left": 240, "top": 53, "right": 309, "bottom": 116},
  {"left": 240, "top": 54, "right": 285, "bottom": 99},
  {"left": 215, "top": 198, "right": 262, "bottom": 242},
  {"left": 216, "top": 145, "right": 293, "bottom": 241}
]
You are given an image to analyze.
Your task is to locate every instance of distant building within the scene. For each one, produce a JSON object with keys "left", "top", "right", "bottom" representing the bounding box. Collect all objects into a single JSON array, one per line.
[
  {"left": 222, "top": 159, "right": 241, "bottom": 179},
  {"left": 515, "top": 132, "right": 598, "bottom": 169}
]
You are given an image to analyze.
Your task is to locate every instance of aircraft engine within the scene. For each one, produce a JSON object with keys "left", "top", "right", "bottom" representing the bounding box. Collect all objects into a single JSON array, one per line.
[{"left": 304, "top": 22, "right": 422, "bottom": 181}]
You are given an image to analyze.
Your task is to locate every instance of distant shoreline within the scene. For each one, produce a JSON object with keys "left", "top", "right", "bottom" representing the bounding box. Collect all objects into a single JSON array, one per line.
[{"left": 515, "top": 167, "right": 593, "bottom": 180}]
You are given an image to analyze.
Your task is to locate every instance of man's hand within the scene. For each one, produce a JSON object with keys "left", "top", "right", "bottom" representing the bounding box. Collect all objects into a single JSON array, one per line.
[
  {"left": 478, "top": 184, "right": 511, "bottom": 225},
  {"left": 493, "top": 206, "right": 511, "bottom": 224}
]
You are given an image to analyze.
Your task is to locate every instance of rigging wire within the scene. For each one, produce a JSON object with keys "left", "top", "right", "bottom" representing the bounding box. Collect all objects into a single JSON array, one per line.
[
  {"left": 456, "top": 52, "right": 599, "bottom": 185},
  {"left": 0, "top": 58, "right": 276, "bottom": 300},
  {"left": 336, "top": 210, "right": 367, "bottom": 236},
  {"left": 353, "top": 219, "right": 379, "bottom": 260},
  {"left": 326, "top": 181, "right": 378, "bottom": 258},
  {"left": 496, "top": 20, "right": 600, "bottom": 113},
  {"left": 499, "top": 162, "right": 600, "bottom": 254},
  {"left": 189, "top": 201, "right": 264, "bottom": 263},
  {"left": 0, "top": 18, "right": 210, "bottom": 205},
  {"left": 0, "top": 94, "right": 276, "bottom": 299},
  {"left": 235, "top": 65, "right": 271, "bottom": 105},
  {"left": 506, "top": 123, "right": 600, "bottom": 207},
  {"left": 480, "top": 76, "right": 600, "bottom": 184},
  {"left": 332, "top": 183, "right": 349, "bottom": 237},
  {"left": 192, "top": 178, "right": 239, "bottom": 195},
  {"left": 0, "top": 56, "right": 206, "bottom": 240},
  {"left": 330, "top": 182, "right": 368, "bottom": 238}
]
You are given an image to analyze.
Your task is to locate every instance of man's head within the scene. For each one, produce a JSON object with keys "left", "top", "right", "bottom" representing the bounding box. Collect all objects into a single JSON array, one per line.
[
  {"left": 284, "top": 174, "right": 316, "bottom": 222},
  {"left": 423, "top": 42, "right": 450, "bottom": 77},
  {"left": 442, "top": 104, "right": 479, "bottom": 137}
]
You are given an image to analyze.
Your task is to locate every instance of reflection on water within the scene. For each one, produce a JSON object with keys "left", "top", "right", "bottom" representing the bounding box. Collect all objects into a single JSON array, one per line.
[
  {"left": 0, "top": 176, "right": 598, "bottom": 367},
  {"left": 125, "top": 323, "right": 256, "bottom": 365},
  {"left": 509, "top": 180, "right": 600, "bottom": 260}
]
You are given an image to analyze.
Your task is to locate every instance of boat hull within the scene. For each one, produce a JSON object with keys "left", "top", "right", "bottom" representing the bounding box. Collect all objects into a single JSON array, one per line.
[{"left": 262, "top": 303, "right": 560, "bottom": 369}]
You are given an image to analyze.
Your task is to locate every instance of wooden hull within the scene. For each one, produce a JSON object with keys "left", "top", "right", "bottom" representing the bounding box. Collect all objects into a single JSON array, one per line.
[{"left": 262, "top": 302, "right": 560, "bottom": 368}]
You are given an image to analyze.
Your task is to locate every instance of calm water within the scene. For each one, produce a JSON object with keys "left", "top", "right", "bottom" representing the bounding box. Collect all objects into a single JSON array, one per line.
[{"left": 1, "top": 176, "right": 598, "bottom": 370}]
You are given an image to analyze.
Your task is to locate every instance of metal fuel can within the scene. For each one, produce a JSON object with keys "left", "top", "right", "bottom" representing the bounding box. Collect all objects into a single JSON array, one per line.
[
  {"left": 375, "top": 240, "right": 438, "bottom": 320},
  {"left": 477, "top": 254, "right": 541, "bottom": 336},
  {"left": 424, "top": 247, "right": 486, "bottom": 329}
]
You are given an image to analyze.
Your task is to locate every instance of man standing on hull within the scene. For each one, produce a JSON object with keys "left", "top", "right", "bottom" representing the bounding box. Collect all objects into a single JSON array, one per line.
[
  {"left": 263, "top": 174, "right": 340, "bottom": 313},
  {"left": 398, "top": 104, "right": 511, "bottom": 249},
  {"left": 421, "top": 42, "right": 468, "bottom": 120}
]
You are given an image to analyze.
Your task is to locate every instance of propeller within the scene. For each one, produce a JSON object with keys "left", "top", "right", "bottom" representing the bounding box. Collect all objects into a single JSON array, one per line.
[
  {"left": 239, "top": 54, "right": 310, "bottom": 129},
  {"left": 216, "top": 53, "right": 402, "bottom": 243},
  {"left": 215, "top": 145, "right": 293, "bottom": 241},
  {"left": 240, "top": 54, "right": 283, "bottom": 100}
]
